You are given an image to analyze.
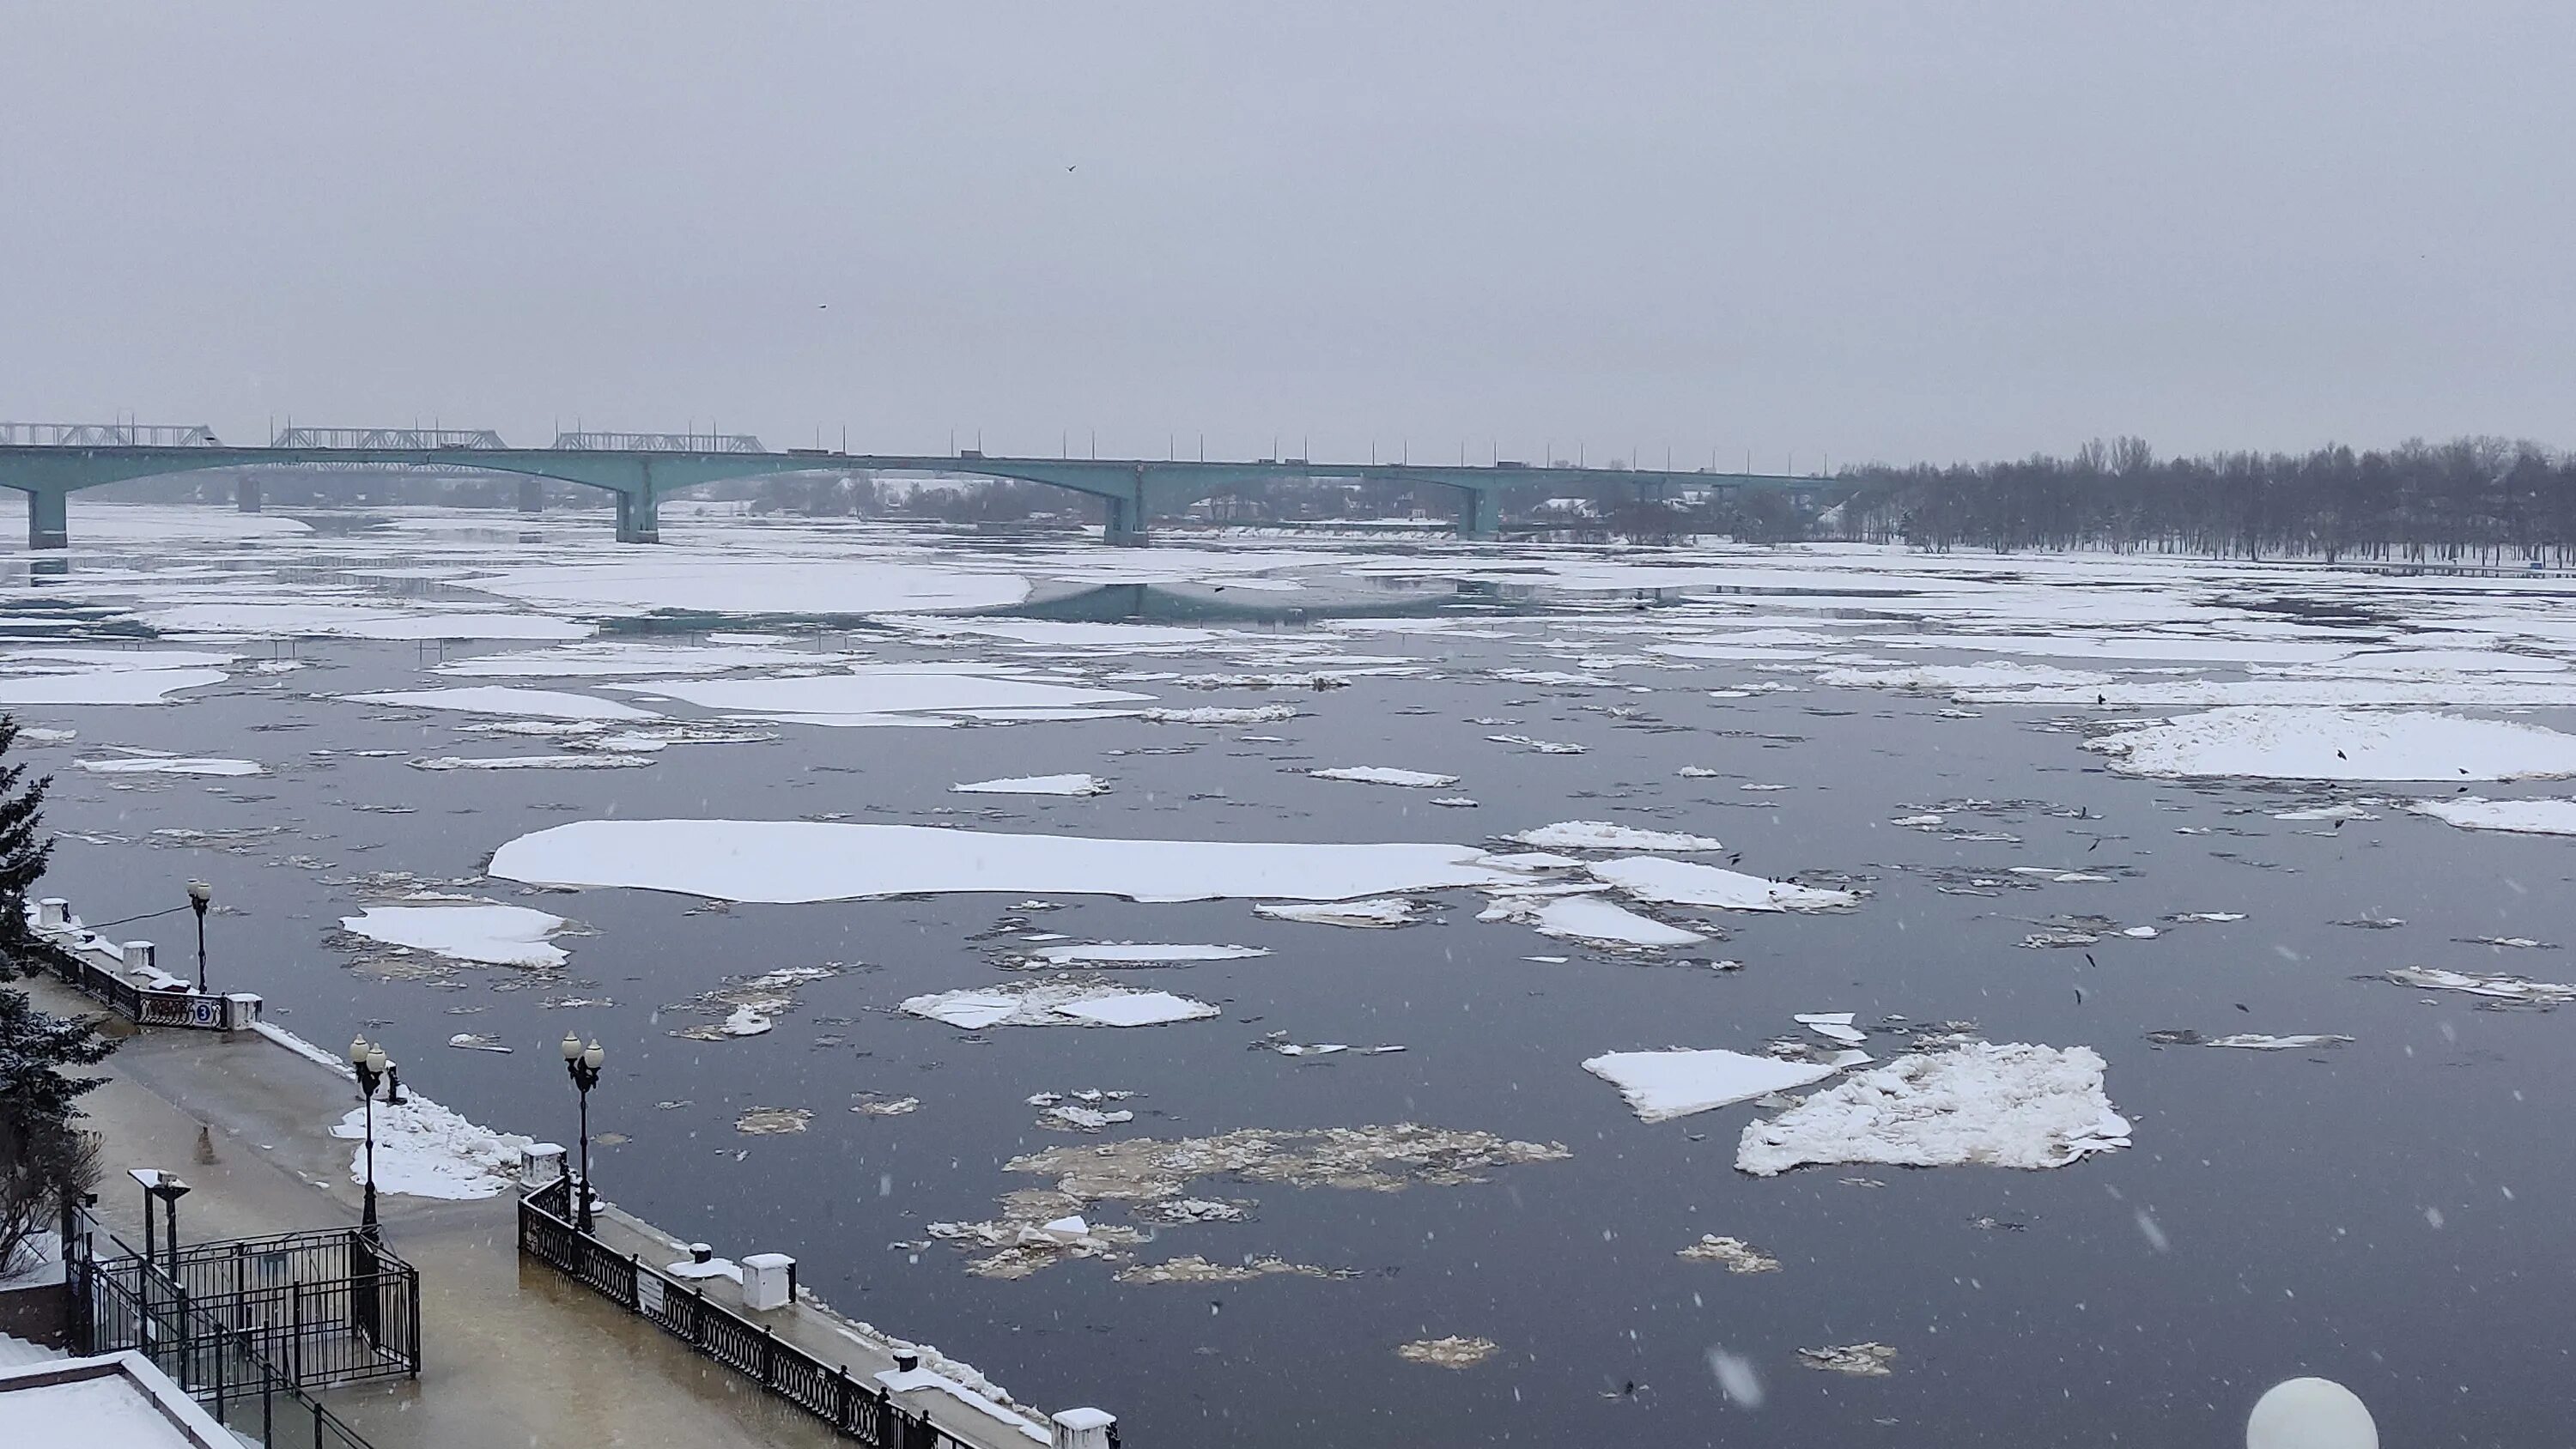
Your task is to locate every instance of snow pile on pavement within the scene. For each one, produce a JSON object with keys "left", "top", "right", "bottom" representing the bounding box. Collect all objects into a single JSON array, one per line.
[
  {"left": 902, "top": 981, "right": 1222, "bottom": 1028},
  {"left": 1589, "top": 857, "right": 1855, "bottom": 912},
  {"left": 1735, "top": 1042, "right": 2130, "bottom": 1175},
  {"left": 1506, "top": 821, "right": 1724, "bottom": 852},
  {"left": 490, "top": 820, "right": 1529, "bottom": 903},
  {"left": 339, "top": 903, "right": 573, "bottom": 969},
  {"left": 331, "top": 1095, "right": 535, "bottom": 1199},
  {"left": 2087, "top": 706, "right": 2576, "bottom": 781},
  {"left": 1584, "top": 1049, "right": 1839, "bottom": 1123}
]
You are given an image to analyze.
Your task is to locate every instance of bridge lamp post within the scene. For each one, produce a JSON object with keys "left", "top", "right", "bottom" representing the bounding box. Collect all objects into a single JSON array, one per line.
[
  {"left": 348, "top": 1036, "right": 395, "bottom": 1239},
  {"left": 185, "top": 880, "right": 211, "bottom": 992},
  {"left": 562, "top": 1033, "right": 605, "bottom": 1233}
]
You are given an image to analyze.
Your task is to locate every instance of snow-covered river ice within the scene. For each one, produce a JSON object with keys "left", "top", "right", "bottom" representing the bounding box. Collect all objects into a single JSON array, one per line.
[{"left": 17, "top": 503, "right": 2576, "bottom": 1445}]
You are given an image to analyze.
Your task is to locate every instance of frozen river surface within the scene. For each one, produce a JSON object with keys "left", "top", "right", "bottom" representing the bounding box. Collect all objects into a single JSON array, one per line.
[{"left": 17, "top": 503, "right": 2576, "bottom": 1446}]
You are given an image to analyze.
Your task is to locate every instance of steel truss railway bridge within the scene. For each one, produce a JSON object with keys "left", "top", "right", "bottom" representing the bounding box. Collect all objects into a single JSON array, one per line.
[{"left": 0, "top": 422, "right": 1826, "bottom": 549}]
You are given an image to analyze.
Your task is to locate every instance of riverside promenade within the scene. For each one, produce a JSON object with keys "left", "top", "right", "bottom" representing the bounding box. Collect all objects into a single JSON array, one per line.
[{"left": 24, "top": 969, "right": 1066, "bottom": 1449}]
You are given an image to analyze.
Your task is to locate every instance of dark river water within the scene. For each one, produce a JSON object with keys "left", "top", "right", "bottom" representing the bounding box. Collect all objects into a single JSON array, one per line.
[{"left": 19, "top": 518, "right": 2575, "bottom": 1447}]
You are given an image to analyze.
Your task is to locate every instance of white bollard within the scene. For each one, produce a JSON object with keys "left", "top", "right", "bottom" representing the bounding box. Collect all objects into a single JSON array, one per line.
[
  {"left": 742, "top": 1252, "right": 794, "bottom": 1311},
  {"left": 1052, "top": 1407, "right": 1117, "bottom": 1449},
  {"left": 520, "top": 1143, "right": 566, "bottom": 1188},
  {"left": 37, "top": 898, "right": 67, "bottom": 929},
  {"left": 2247, "top": 1378, "right": 2377, "bottom": 1449}
]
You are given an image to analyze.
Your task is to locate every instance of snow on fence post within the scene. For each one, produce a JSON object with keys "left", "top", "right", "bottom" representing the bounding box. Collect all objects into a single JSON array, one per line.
[
  {"left": 124, "top": 941, "right": 156, "bottom": 973},
  {"left": 38, "top": 897, "right": 67, "bottom": 928},
  {"left": 1053, "top": 1407, "right": 1118, "bottom": 1449}
]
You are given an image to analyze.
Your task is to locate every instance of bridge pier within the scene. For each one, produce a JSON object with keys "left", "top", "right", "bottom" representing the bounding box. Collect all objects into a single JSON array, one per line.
[
  {"left": 25, "top": 489, "right": 67, "bottom": 549},
  {"left": 614, "top": 487, "right": 659, "bottom": 543},
  {"left": 235, "top": 476, "right": 262, "bottom": 513},
  {"left": 518, "top": 476, "right": 544, "bottom": 513},
  {"left": 1454, "top": 487, "right": 1498, "bottom": 540},
  {"left": 1102, "top": 495, "right": 1150, "bottom": 546}
]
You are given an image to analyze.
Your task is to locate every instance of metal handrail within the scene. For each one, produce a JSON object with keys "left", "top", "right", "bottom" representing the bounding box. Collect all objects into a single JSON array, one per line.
[{"left": 517, "top": 1179, "right": 984, "bottom": 1448}]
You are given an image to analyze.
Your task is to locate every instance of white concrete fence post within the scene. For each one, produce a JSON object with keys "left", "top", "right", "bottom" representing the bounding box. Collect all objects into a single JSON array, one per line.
[
  {"left": 742, "top": 1252, "right": 795, "bottom": 1311},
  {"left": 520, "top": 1143, "right": 566, "bottom": 1189},
  {"left": 1052, "top": 1407, "right": 1117, "bottom": 1449},
  {"left": 124, "top": 940, "right": 156, "bottom": 974},
  {"left": 37, "top": 898, "right": 67, "bottom": 929}
]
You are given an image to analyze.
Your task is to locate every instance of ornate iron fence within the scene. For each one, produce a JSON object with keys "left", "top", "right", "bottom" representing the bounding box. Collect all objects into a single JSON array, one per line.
[{"left": 518, "top": 1177, "right": 984, "bottom": 1447}]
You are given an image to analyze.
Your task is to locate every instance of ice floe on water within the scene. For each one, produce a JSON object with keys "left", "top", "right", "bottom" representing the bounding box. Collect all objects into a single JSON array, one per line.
[
  {"left": 338, "top": 903, "right": 573, "bottom": 969},
  {"left": 953, "top": 773, "right": 1110, "bottom": 797},
  {"left": 1253, "top": 898, "right": 1421, "bottom": 928},
  {"left": 2406, "top": 797, "right": 2576, "bottom": 835},
  {"left": 1486, "top": 733, "right": 1585, "bottom": 755},
  {"left": 410, "top": 754, "right": 654, "bottom": 771},
  {"left": 465, "top": 558, "right": 1030, "bottom": 617},
  {"left": 435, "top": 640, "right": 852, "bottom": 678},
  {"left": 76, "top": 754, "right": 264, "bottom": 777},
  {"left": 1138, "top": 704, "right": 1298, "bottom": 724},
  {"left": 1583, "top": 1049, "right": 1838, "bottom": 1122},
  {"left": 1676, "top": 1235, "right": 1781, "bottom": 1272},
  {"left": 1019, "top": 943, "right": 1269, "bottom": 966},
  {"left": 1589, "top": 857, "right": 1855, "bottom": 912},
  {"left": 901, "top": 981, "right": 1221, "bottom": 1028},
  {"left": 1506, "top": 821, "right": 1723, "bottom": 852},
  {"left": 1308, "top": 766, "right": 1460, "bottom": 788},
  {"left": 1396, "top": 1337, "right": 1497, "bottom": 1369},
  {"left": 2088, "top": 706, "right": 2576, "bottom": 780},
  {"left": 2380, "top": 966, "right": 2576, "bottom": 1004},
  {"left": 345, "top": 686, "right": 655, "bottom": 721},
  {"left": 1816, "top": 661, "right": 2115, "bottom": 693},
  {"left": 1800, "top": 1343, "right": 1898, "bottom": 1377},
  {"left": 148, "top": 603, "right": 591, "bottom": 641},
  {"left": 2146, "top": 1030, "right": 2353, "bottom": 1050},
  {"left": 1735, "top": 1043, "right": 2130, "bottom": 1175},
  {"left": 0, "top": 664, "right": 228, "bottom": 706},
  {"left": 490, "top": 820, "right": 1529, "bottom": 903},
  {"left": 1480, "top": 893, "right": 1706, "bottom": 949},
  {"left": 628, "top": 664, "right": 1152, "bottom": 726}
]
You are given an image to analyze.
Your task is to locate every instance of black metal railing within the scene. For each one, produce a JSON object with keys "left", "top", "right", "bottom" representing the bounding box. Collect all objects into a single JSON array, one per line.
[
  {"left": 69, "top": 1217, "right": 389, "bottom": 1447},
  {"left": 40, "top": 943, "right": 252, "bottom": 1029},
  {"left": 83, "top": 1227, "right": 420, "bottom": 1389},
  {"left": 518, "top": 1177, "right": 983, "bottom": 1448}
]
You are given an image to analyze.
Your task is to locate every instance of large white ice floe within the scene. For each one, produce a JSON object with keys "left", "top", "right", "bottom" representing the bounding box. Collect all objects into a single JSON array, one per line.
[
  {"left": 1589, "top": 857, "right": 1854, "bottom": 912},
  {"left": 331, "top": 1095, "right": 534, "bottom": 1199},
  {"left": 434, "top": 640, "right": 848, "bottom": 678},
  {"left": 145, "top": 603, "right": 592, "bottom": 641},
  {"left": 339, "top": 904, "right": 572, "bottom": 969},
  {"left": 953, "top": 773, "right": 1110, "bottom": 797},
  {"left": 1479, "top": 893, "right": 1705, "bottom": 949},
  {"left": 489, "top": 820, "right": 1530, "bottom": 903},
  {"left": 1735, "top": 1042, "right": 2131, "bottom": 1175},
  {"left": 75, "top": 755, "right": 264, "bottom": 777},
  {"left": 616, "top": 664, "right": 1151, "bottom": 726},
  {"left": 1814, "top": 661, "right": 2116, "bottom": 693},
  {"left": 902, "top": 981, "right": 1221, "bottom": 1029},
  {"left": 1309, "top": 766, "right": 1461, "bottom": 788},
  {"left": 1506, "top": 821, "right": 1724, "bottom": 852},
  {"left": 1138, "top": 704, "right": 1298, "bottom": 724},
  {"left": 2380, "top": 965, "right": 2576, "bottom": 1004},
  {"left": 2406, "top": 797, "right": 2576, "bottom": 835},
  {"left": 409, "top": 754, "right": 654, "bottom": 771},
  {"left": 343, "top": 686, "right": 656, "bottom": 721},
  {"left": 464, "top": 558, "right": 1030, "bottom": 617},
  {"left": 1584, "top": 1049, "right": 1839, "bottom": 1123},
  {"left": 0, "top": 666, "right": 228, "bottom": 706},
  {"left": 2087, "top": 706, "right": 2576, "bottom": 780},
  {"left": 1020, "top": 943, "right": 1269, "bottom": 965},
  {"left": 1253, "top": 898, "right": 1421, "bottom": 928}
]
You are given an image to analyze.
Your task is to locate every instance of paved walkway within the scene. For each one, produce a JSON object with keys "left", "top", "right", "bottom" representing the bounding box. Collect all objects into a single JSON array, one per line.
[{"left": 27, "top": 973, "right": 1050, "bottom": 1449}]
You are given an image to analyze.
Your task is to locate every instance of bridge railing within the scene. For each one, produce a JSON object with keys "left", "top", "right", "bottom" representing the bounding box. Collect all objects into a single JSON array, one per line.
[
  {"left": 0, "top": 421, "right": 218, "bottom": 446},
  {"left": 551, "top": 430, "right": 766, "bottom": 453}
]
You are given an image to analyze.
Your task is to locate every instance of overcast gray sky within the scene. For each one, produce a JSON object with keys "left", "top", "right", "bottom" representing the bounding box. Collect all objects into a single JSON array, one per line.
[{"left": 4, "top": 3, "right": 2568, "bottom": 470}]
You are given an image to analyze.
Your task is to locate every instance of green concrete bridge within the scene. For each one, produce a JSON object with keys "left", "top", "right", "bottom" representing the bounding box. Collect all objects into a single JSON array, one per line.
[{"left": 0, "top": 430, "right": 1825, "bottom": 549}]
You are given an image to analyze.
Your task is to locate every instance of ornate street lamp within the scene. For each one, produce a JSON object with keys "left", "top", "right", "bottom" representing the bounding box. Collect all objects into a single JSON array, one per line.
[
  {"left": 562, "top": 1033, "right": 605, "bottom": 1233},
  {"left": 348, "top": 1035, "right": 394, "bottom": 1238},
  {"left": 185, "top": 881, "right": 212, "bottom": 992}
]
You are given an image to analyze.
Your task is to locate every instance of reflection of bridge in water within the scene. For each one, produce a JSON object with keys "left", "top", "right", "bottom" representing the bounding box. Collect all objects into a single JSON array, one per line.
[{"left": 0, "top": 421, "right": 1832, "bottom": 549}]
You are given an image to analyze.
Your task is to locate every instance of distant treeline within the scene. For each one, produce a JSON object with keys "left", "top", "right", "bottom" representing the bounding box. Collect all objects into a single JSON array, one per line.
[{"left": 1826, "top": 436, "right": 2576, "bottom": 563}]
